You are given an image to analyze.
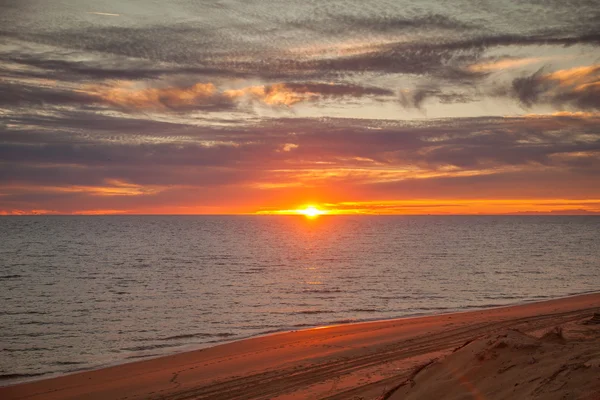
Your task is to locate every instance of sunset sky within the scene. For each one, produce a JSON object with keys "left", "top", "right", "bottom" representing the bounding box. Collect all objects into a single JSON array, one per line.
[{"left": 1, "top": 0, "right": 599, "bottom": 215}]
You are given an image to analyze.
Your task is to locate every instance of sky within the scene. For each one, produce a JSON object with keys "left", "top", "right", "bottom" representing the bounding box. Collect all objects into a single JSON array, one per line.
[{"left": 1, "top": 0, "right": 599, "bottom": 215}]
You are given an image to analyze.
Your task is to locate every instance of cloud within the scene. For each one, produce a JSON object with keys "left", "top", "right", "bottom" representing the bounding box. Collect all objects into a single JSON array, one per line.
[
  {"left": 400, "top": 86, "right": 474, "bottom": 109},
  {"left": 2, "top": 112, "right": 599, "bottom": 177},
  {"left": 511, "top": 64, "right": 600, "bottom": 109},
  {"left": 2, "top": 113, "right": 599, "bottom": 213},
  {"left": 4, "top": 15, "right": 598, "bottom": 85},
  {"left": 467, "top": 57, "right": 545, "bottom": 72},
  {"left": 2, "top": 1, "right": 600, "bottom": 213},
  {"left": 294, "top": 13, "right": 480, "bottom": 35},
  {"left": 2, "top": 74, "right": 394, "bottom": 113},
  {"left": 86, "top": 81, "right": 236, "bottom": 111},
  {"left": 81, "top": 80, "right": 395, "bottom": 110},
  {"left": 282, "top": 143, "right": 299, "bottom": 152},
  {"left": 87, "top": 12, "right": 121, "bottom": 17},
  {"left": 226, "top": 82, "right": 394, "bottom": 106},
  {"left": 0, "top": 81, "right": 96, "bottom": 106}
]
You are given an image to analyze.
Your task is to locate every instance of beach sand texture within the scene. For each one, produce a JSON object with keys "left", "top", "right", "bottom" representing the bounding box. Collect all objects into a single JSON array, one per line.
[{"left": 2, "top": 293, "right": 599, "bottom": 400}]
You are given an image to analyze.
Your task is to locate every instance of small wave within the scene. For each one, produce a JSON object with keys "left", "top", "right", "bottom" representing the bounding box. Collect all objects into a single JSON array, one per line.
[
  {"left": 159, "top": 332, "right": 235, "bottom": 341},
  {"left": 483, "top": 295, "right": 519, "bottom": 300},
  {"left": 2, "top": 347, "right": 50, "bottom": 353},
  {"left": 20, "top": 320, "right": 75, "bottom": 326},
  {"left": 22, "top": 332, "right": 63, "bottom": 338},
  {"left": 462, "top": 303, "right": 508, "bottom": 309},
  {"left": 159, "top": 333, "right": 213, "bottom": 341},
  {"left": 302, "top": 289, "right": 342, "bottom": 294},
  {"left": 567, "top": 289, "right": 599, "bottom": 296},
  {"left": 0, "top": 275, "right": 22, "bottom": 280},
  {"left": 241, "top": 325, "right": 283, "bottom": 330},
  {"left": 373, "top": 295, "right": 446, "bottom": 300},
  {"left": 121, "top": 343, "right": 181, "bottom": 352},
  {"left": 51, "top": 361, "right": 84, "bottom": 366},
  {"left": 331, "top": 319, "right": 357, "bottom": 324},
  {"left": 0, "top": 310, "right": 46, "bottom": 316},
  {"left": 109, "top": 291, "right": 129, "bottom": 295},
  {"left": 126, "top": 353, "right": 161, "bottom": 360},
  {"left": 0, "top": 372, "right": 47, "bottom": 381},
  {"left": 258, "top": 328, "right": 288, "bottom": 335},
  {"left": 294, "top": 310, "right": 333, "bottom": 315}
]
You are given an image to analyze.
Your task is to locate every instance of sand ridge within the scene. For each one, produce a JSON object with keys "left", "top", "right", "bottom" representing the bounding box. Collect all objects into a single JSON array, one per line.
[{"left": 388, "top": 321, "right": 600, "bottom": 399}]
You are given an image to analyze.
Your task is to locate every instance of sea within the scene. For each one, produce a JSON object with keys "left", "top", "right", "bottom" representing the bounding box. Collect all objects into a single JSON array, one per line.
[{"left": 1, "top": 215, "right": 599, "bottom": 385}]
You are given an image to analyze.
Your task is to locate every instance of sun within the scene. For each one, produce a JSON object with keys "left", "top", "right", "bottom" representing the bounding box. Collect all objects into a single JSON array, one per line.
[{"left": 297, "top": 206, "right": 325, "bottom": 218}]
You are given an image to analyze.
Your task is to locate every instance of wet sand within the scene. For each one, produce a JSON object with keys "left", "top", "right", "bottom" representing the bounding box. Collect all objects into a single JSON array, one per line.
[{"left": 2, "top": 292, "right": 600, "bottom": 400}]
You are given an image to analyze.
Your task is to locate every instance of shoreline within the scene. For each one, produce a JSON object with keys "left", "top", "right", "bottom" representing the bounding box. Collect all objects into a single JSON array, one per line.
[
  {"left": 2, "top": 292, "right": 600, "bottom": 399},
  {"left": 3, "top": 290, "right": 598, "bottom": 388}
]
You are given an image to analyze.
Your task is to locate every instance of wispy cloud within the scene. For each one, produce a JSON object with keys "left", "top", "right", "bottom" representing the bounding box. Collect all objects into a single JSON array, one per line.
[
  {"left": 468, "top": 57, "right": 546, "bottom": 72},
  {"left": 86, "top": 12, "right": 121, "bottom": 17}
]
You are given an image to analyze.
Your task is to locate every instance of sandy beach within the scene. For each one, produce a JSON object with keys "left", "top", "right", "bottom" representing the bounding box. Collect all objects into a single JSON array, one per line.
[{"left": 2, "top": 292, "right": 600, "bottom": 400}]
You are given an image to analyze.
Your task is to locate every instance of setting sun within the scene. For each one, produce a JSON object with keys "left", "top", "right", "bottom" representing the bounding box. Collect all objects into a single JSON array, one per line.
[{"left": 297, "top": 206, "right": 326, "bottom": 218}]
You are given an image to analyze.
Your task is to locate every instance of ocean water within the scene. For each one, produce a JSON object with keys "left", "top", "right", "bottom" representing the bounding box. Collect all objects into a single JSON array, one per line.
[{"left": 1, "top": 215, "right": 599, "bottom": 385}]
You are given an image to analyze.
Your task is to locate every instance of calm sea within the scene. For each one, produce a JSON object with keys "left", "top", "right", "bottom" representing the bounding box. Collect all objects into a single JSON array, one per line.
[{"left": 1, "top": 216, "right": 599, "bottom": 385}]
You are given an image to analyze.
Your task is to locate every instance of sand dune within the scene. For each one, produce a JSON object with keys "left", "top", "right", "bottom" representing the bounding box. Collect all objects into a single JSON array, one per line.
[
  {"left": 2, "top": 293, "right": 599, "bottom": 400},
  {"left": 388, "top": 322, "right": 600, "bottom": 399}
]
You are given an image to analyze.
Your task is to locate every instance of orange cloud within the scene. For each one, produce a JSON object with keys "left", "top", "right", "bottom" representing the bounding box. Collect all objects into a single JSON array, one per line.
[
  {"left": 86, "top": 81, "right": 393, "bottom": 110},
  {"left": 468, "top": 57, "right": 544, "bottom": 72},
  {"left": 545, "top": 65, "right": 599, "bottom": 86},
  {"left": 0, "top": 209, "right": 58, "bottom": 215},
  {"left": 72, "top": 209, "right": 129, "bottom": 215},
  {"left": 225, "top": 83, "right": 317, "bottom": 106},
  {"left": 1, "top": 180, "right": 162, "bottom": 197},
  {"left": 520, "top": 111, "right": 600, "bottom": 118},
  {"left": 86, "top": 81, "right": 224, "bottom": 110}
]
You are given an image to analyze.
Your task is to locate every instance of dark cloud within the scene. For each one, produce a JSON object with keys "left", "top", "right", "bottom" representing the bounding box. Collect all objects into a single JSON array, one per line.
[
  {"left": 511, "top": 65, "right": 600, "bottom": 110},
  {"left": 292, "top": 13, "right": 479, "bottom": 35},
  {"left": 323, "top": 32, "right": 599, "bottom": 77},
  {"left": 2, "top": 114, "right": 599, "bottom": 177},
  {"left": 1, "top": 55, "right": 233, "bottom": 81},
  {"left": 0, "top": 81, "right": 96, "bottom": 107},
  {"left": 0, "top": 110, "right": 198, "bottom": 139},
  {"left": 511, "top": 68, "right": 550, "bottom": 107},
  {"left": 3, "top": 18, "right": 598, "bottom": 85},
  {"left": 282, "top": 82, "right": 394, "bottom": 97}
]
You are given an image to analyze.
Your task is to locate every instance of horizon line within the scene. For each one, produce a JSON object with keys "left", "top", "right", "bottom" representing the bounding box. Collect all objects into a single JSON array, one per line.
[{"left": 2, "top": 213, "right": 600, "bottom": 217}]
